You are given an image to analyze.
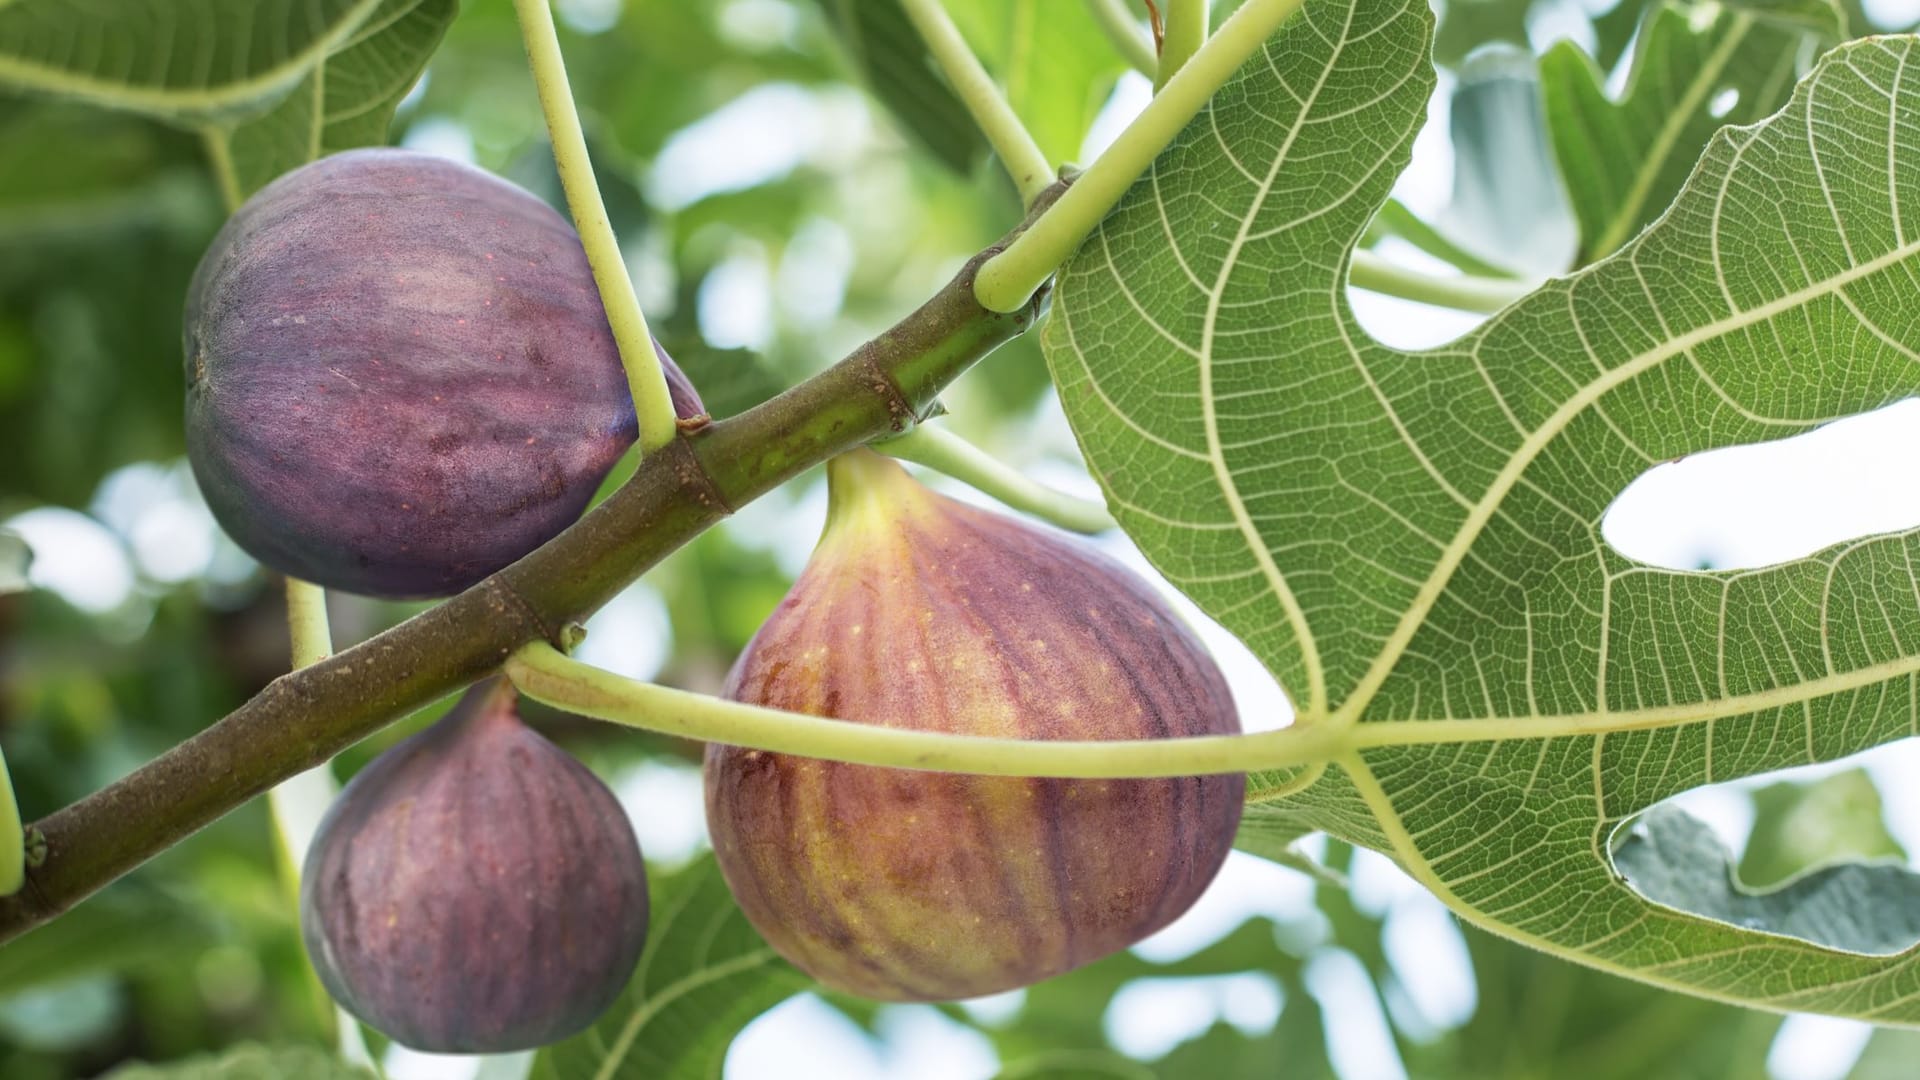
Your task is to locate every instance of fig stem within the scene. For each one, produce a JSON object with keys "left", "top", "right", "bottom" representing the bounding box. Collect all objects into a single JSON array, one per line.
[
  {"left": 286, "top": 578, "right": 333, "bottom": 671},
  {"left": 899, "top": 0, "right": 1055, "bottom": 208},
  {"left": 269, "top": 578, "right": 371, "bottom": 1061},
  {"left": 0, "top": 751, "right": 22, "bottom": 897},
  {"left": 1085, "top": 0, "right": 1159, "bottom": 79},
  {"left": 506, "top": 642, "right": 1343, "bottom": 778},
  {"left": 512, "top": 0, "right": 679, "bottom": 454},
  {"left": 1154, "top": 0, "right": 1208, "bottom": 92},
  {"left": 875, "top": 424, "right": 1117, "bottom": 534},
  {"left": 1348, "top": 250, "right": 1532, "bottom": 314},
  {"left": 973, "top": 0, "right": 1307, "bottom": 314}
]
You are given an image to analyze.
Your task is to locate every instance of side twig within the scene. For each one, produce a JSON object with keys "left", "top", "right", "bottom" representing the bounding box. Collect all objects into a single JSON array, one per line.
[
  {"left": 877, "top": 423, "right": 1116, "bottom": 534},
  {"left": 900, "top": 0, "right": 1054, "bottom": 206}
]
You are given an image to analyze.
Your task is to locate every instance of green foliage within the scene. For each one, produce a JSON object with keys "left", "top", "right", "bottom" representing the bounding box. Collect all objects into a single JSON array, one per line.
[
  {"left": 0, "top": 0, "right": 453, "bottom": 201},
  {"left": 1741, "top": 767, "right": 1906, "bottom": 886},
  {"left": 1047, "top": 0, "right": 1920, "bottom": 1020},
  {"left": 531, "top": 856, "right": 809, "bottom": 1079},
  {"left": 1543, "top": 0, "right": 1841, "bottom": 263},
  {"left": 808, "top": 0, "right": 985, "bottom": 171},
  {"left": 105, "top": 1044, "right": 375, "bottom": 1080},
  {"left": 944, "top": 0, "right": 1129, "bottom": 167}
]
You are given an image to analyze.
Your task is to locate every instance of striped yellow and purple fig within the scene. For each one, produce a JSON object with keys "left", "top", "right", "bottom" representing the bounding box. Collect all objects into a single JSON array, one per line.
[
  {"left": 184, "top": 148, "right": 703, "bottom": 599},
  {"left": 301, "top": 678, "right": 648, "bottom": 1052},
  {"left": 704, "top": 450, "right": 1245, "bottom": 1001}
]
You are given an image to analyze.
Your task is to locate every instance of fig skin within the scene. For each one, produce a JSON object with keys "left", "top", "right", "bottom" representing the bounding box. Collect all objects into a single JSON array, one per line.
[
  {"left": 184, "top": 148, "right": 702, "bottom": 599},
  {"left": 704, "top": 450, "right": 1245, "bottom": 1002},
  {"left": 301, "top": 679, "right": 648, "bottom": 1053}
]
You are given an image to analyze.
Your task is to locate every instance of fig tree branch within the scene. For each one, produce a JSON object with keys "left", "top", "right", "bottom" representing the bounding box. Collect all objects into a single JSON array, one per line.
[
  {"left": 0, "top": 206, "right": 1054, "bottom": 947},
  {"left": 899, "top": 0, "right": 1054, "bottom": 207},
  {"left": 513, "top": 0, "right": 678, "bottom": 453},
  {"left": 974, "top": 0, "right": 1307, "bottom": 314}
]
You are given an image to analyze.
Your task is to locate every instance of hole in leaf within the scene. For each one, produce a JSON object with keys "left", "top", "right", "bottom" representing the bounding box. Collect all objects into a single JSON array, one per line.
[
  {"left": 1613, "top": 742, "right": 1920, "bottom": 954},
  {"left": 1709, "top": 86, "right": 1740, "bottom": 119},
  {"left": 1602, "top": 400, "right": 1920, "bottom": 571}
]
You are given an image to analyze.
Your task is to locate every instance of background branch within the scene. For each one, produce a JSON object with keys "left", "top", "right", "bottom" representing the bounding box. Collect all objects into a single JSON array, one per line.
[{"left": 0, "top": 202, "right": 1058, "bottom": 947}]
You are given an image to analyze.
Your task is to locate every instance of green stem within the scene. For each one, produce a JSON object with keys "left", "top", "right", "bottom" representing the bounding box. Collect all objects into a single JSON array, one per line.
[
  {"left": 1368, "top": 199, "right": 1517, "bottom": 280},
  {"left": 200, "top": 129, "right": 245, "bottom": 214},
  {"left": 1154, "top": 0, "right": 1207, "bottom": 92},
  {"left": 899, "top": 0, "right": 1054, "bottom": 206},
  {"left": 269, "top": 578, "right": 348, "bottom": 1048},
  {"left": 1347, "top": 250, "right": 1530, "bottom": 314},
  {"left": 1085, "top": 0, "right": 1158, "bottom": 78},
  {"left": 284, "top": 578, "right": 332, "bottom": 670},
  {"left": 0, "top": 751, "right": 21, "bottom": 897},
  {"left": 973, "top": 0, "right": 1306, "bottom": 312},
  {"left": 877, "top": 423, "right": 1115, "bottom": 534},
  {"left": 507, "top": 642, "right": 1344, "bottom": 778},
  {"left": 512, "top": 0, "right": 677, "bottom": 453}
]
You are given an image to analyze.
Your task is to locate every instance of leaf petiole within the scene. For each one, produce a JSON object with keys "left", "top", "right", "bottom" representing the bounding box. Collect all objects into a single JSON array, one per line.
[
  {"left": 507, "top": 641, "right": 1345, "bottom": 779},
  {"left": 898, "top": 0, "right": 1054, "bottom": 207},
  {"left": 1154, "top": 0, "right": 1208, "bottom": 91},
  {"left": 1084, "top": 0, "right": 1158, "bottom": 79},
  {"left": 876, "top": 424, "right": 1117, "bottom": 534},
  {"left": 512, "top": 0, "right": 679, "bottom": 454},
  {"left": 1348, "top": 250, "right": 1532, "bottom": 314},
  {"left": 973, "top": 0, "right": 1307, "bottom": 313}
]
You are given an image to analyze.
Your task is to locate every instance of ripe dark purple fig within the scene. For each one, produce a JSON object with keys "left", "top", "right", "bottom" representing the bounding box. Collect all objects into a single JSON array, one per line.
[
  {"left": 184, "top": 148, "right": 702, "bottom": 599},
  {"left": 301, "top": 679, "right": 648, "bottom": 1052},
  {"left": 704, "top": 450, "right": 1245, "bottom": 1001}
]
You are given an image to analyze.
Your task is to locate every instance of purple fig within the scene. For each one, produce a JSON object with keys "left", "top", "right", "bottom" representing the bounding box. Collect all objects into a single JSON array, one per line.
[
  {"left": 704, "top": 450, "right": 1245, "bottom": 1001},
  {"left": 301, "top": 679, "right": 648, "bottom": 1052},
  {"left": 184, "top": 148, "right": 702, "bottom": 599}
]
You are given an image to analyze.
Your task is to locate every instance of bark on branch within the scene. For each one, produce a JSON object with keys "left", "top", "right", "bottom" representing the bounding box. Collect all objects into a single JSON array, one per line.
[{"left": 0, "top": 197, "right": 1058, "bottom": 945}]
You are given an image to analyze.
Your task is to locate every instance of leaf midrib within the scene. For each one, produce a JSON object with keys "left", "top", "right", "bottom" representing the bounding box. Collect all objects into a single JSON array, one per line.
[
  {"left": 1334, "top": 228, "right": 1920, "bottom": 729},
  {"left": 1197, "top": 9, "right": 1350, "bottom": 717}
]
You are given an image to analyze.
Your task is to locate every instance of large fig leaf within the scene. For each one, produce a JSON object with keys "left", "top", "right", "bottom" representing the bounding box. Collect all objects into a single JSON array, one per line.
[
  {"left": 1044, "top": 0, "right": 1920, "bottom": 1019},
  {"left": 0, "top": 0, "right": 453, "bottom": 199},
  {"left": 1542, "top": 0, "right": 1841, "bottom": 264},
  {"left": 530, "top": 855, "right": 808, "bottom": 1080}
]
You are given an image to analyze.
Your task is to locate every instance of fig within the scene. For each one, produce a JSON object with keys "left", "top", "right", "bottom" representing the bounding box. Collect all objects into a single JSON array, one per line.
[
  {"left": 184, "top": 148, "right": 702, "bottom": 599},
  {"left": 301, "top": 679, "right": 648, "bottom": 1052},
  {"left": 704, "top": 450, "right": 1245, "bottom": 1001}
]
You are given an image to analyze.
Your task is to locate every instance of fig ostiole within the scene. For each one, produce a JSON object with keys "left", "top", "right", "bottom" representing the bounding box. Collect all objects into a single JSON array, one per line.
[
  {"left": 184, "top": 148, "right": 702, "bottom": 599},
  {"left": 704, "top": 449, "right": 1245, "bottom": 1002},
  {"left": 301, "top": 678, "right": 648, "bottom": 1053}
]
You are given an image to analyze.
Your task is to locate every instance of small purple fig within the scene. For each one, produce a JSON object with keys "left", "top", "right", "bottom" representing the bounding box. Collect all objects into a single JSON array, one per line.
[
  {"left": 301, "top": 679, "right": 648, "bottom": 1052},
  {"left": 184, "top": 148, "right": 702, "bottom": 599},
  {"left": 704, "top": 450, "right": 1245, "bottom": 1001}
]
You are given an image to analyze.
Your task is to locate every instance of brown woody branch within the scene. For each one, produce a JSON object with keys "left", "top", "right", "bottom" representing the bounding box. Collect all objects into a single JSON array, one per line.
[{"left": 0, "top": 190, "right": 1061, "bottom": 946}]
